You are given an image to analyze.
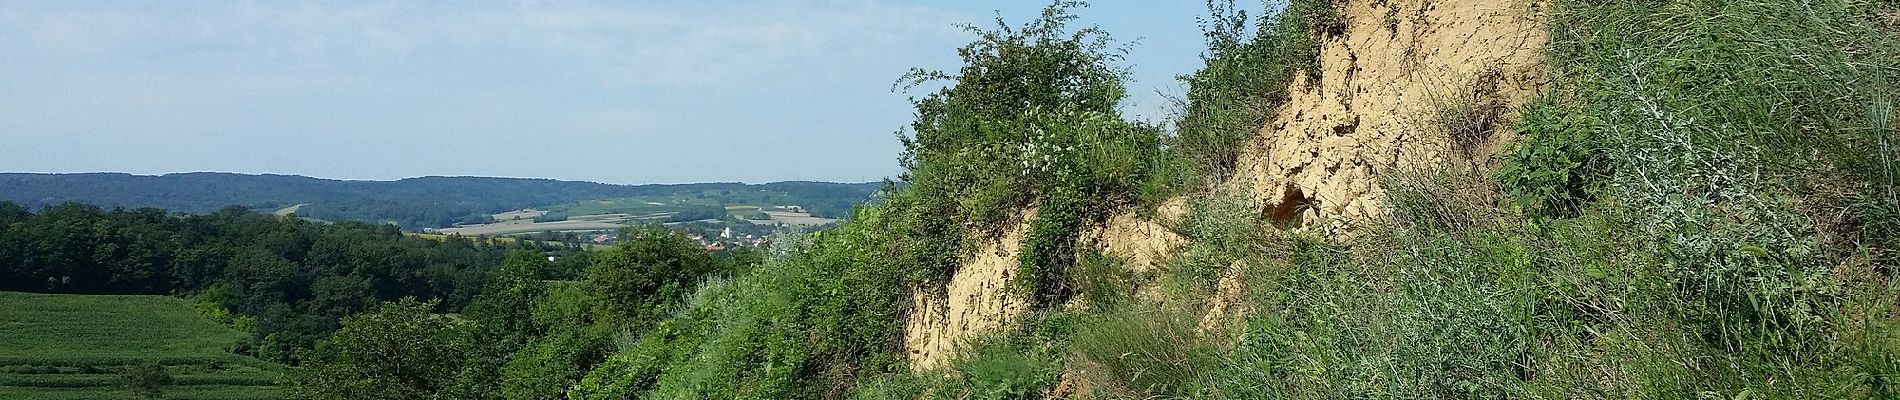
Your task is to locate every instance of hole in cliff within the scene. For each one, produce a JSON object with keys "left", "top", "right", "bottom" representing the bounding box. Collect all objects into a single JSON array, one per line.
[
  {"left": 1332, "top": 116, "right": 1360, "bottom": 137},
  {"left": 1264, "top": 183, "right": 1312, "bottom": 229}
]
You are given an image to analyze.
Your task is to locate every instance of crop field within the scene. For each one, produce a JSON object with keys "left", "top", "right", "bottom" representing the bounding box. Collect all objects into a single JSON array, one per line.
[
  {"left": 268, "top": 203, "right": 305, "bottom": 216},
  {"left": 0, "top": 292, "right": 283, "bottom": 400},
  {"left": 750, "top": 211, "right": 838, "bottom": 227},
  {"left": 435, "top": 219, "right": 634, "bottom": 236},
  {"left": 542, "top": 188, "right": 825, "bottom": 218}
]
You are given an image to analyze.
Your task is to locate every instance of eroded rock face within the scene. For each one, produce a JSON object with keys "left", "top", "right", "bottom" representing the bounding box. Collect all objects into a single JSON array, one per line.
[
  {"left": 1235, "top": 0, "right": 1550, "bottom": 224},
  {"left": 901, "top": 0, "right": 1553, "bottom": 371},
  {"left": 902, "top": 207, "right": 1186, "bottom": 370},
  {"left": 903, "top": 215, "right": 1032, "bottom": 369}
]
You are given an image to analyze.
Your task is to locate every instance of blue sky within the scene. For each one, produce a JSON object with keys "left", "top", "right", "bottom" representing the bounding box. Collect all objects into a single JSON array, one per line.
[{"left": 1, "top": 1, "right": 1264, "bottom": 184}]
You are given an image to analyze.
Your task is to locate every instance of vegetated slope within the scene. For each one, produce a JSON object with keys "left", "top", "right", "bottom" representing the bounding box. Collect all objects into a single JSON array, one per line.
[
  {"left": 0, "top": 172, "right": 880, "bottom": 228},
  {"left": 0, "top": 292, "right": 283, "bottom": 400},
  {"left": 902, "top": 0, "right": 1552, "bottom": 381},
  {"left": 308, "top": 0, "right": 1897, "bottom": 398},
  {"left": 885, "top": 0, "right": 1900, "bottom": 398}
]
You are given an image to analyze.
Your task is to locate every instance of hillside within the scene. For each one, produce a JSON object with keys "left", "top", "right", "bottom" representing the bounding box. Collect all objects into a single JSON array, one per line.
[
  {"left": 548, "top": 0, "right": 1900, "bottom": 398},
  {"left": 7, "top": 0, "right": 1893, "bottom": 399},
  {"left": 0, "top": 292, "right": 283, "bottom": 400},
  {"left": 0, "top": 172, "right": 880, "bottom": 228}
]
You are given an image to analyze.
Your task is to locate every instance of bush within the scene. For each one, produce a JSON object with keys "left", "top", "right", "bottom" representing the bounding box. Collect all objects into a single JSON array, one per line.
[
  {"left": 291, "top": 298, "right": 464, "bottom": 400},
  {"left": 1168, "top": 0, "right": 1336, "bottom": 187},
  {"left": 585, "top": 225, "right": 716, "bottom": 328},
  {"left": 570, "top": 205, "right": 913, "bottom": 398},
  {"left": 894, "top": 0, "right": 1131, "bottom": 236},
  {"left": 117, "top": 363, "right": 172, "bottom": 400},
  {"left": 952, "top": 338, "right": 1061, "bottom": 400},
  {"left": 1494, "top": 98, "right": 1606, "bottom": 220}
]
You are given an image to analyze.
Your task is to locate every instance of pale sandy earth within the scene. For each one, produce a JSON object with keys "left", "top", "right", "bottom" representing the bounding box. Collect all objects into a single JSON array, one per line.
[{"left": 898, "top": 0, "right": 1552, "bottom": 372}]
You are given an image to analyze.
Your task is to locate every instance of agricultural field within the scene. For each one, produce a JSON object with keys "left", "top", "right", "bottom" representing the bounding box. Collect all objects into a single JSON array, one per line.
[
  {"left": 746, "top": 210, "right": 838, "bottom": 227},
  {"left": 538, "top": 186, "right": 861, "bottom": 220},
  {"left": 0, "top": 292, "right": 283, "bottom": 400},
  {"left": 435, "top": 197, "right": 841, "bottom": 241},
  {"left": 268, "top": 203, "right": 305, "bottom": 216},
  {"left": 434, "top": 219, "right": 636, "bottom": 236}
]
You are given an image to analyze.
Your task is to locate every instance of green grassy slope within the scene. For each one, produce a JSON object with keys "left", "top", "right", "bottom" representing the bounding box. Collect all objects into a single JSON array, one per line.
[
  {"left": 0, "top": 292, "right": 282, "bottom": 400},
  {"left": 567, "top": 0, "right": 1900, "bottom": 398}
]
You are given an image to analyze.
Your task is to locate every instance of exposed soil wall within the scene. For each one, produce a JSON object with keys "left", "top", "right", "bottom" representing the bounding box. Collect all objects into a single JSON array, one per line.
[{"left": 1236, "top": 0, "right": 1549, "bottom": 224}]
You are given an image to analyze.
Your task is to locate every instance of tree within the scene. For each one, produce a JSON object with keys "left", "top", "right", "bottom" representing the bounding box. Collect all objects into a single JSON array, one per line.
[
  {"left": 585, "top": 226, "right": 714, "bottom": 329},
  {"left": 292, "top": 298, "right": 465, "bottom": 400},
  {"left": 450, "top": 250, "right": 555, "bottom": 399}
]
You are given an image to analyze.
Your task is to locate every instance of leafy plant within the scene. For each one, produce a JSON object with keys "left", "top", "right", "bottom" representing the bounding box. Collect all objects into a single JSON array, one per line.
[
  {"left": 116, "top": 363, "right": 172, "bottom": 400},
  {"left": 1494, "top": 99, "right": 1606, "bottom": 220}
]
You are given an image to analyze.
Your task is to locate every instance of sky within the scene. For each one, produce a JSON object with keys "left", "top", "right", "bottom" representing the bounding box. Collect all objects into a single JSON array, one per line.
[{"left": 0, "top": 1, "right": 1266, "bottom": 184}]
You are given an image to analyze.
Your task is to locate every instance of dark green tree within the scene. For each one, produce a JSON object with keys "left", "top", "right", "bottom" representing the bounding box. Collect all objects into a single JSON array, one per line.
[
  {"left": 585, "top": 225, "right": 715, "bottom": 328},
  {"left": 450, "top": 250, "right": 555, "bottom": 399},
  {"left": 291, "top": 298, "right": 465, "bottom": 400}
]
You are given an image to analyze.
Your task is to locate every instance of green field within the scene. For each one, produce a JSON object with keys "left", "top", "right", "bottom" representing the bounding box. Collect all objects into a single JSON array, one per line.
[
  {"left": 541, "top": 189, "right": 825, "bottom": 219},
  {"left": 0, "top": 292, "right": 283, "bottom": 400}
]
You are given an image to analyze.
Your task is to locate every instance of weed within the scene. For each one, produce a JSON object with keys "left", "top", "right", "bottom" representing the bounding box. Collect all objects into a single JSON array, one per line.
[
  {"left": 1495, "top": 97, "right": 1608, "bottom": 220},
  {"left": 1071, "top": 304, "right": 1219, "bottom": 398}
]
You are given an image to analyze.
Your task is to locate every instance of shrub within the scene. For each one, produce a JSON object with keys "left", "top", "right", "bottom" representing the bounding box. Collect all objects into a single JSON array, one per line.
[
  {"left": 1494, "top": 98, "right": 1606, "bottom": 220},
  {"left": 570, "top": 204, "right": 913, "bottom": 398},
  {"left": 953, "top": 338, "right": 1061, "bottom": 400},
  {"left": 291, "top": 298, "right": 464, "bottom": 400},
  {"left": 894, "top": 1, "right": 1130, "bottom": 236},
  {"left": 1169, "top": 0, "right": 1336, "bottom": 186},
  {"left": 117, "top": 363, "right": 172, "bottom": 400},
  {"left": 585, "top": 225, "right": 716, "bottom": 329}
]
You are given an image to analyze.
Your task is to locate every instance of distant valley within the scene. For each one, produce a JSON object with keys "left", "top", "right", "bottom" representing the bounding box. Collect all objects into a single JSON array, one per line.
[{"left": 0, "top": 173, "right": 883, "bottom": 231}]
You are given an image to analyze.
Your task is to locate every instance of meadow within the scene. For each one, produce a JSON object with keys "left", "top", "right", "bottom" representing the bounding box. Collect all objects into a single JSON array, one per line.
[{"left": 0, "top": 292, "right": 283, "bottom": 400}]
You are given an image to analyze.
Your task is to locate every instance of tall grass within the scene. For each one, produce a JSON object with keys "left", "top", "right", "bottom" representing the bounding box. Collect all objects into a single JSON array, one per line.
[
  {"left": 569, "top": 1, "right": 1900, "bottom": 398},
  {"left": 1071, "top": 303, "right": 1221, "bottom": 397},
  {"left": 1206, "top": 0, "right": 1900, "bottom": 395}
]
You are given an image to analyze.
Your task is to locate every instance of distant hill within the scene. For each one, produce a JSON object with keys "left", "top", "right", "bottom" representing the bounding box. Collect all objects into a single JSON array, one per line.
[{"left": 0, "top": 172, "right": 882, "bottom": 229}]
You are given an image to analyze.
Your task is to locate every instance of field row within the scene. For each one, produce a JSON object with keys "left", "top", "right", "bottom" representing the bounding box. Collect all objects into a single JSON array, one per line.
[
  {"left": 0, "top": 384, "right": 281, "bottom": 400},
  {"left": 0, "top": 292, "right": 283, "bottom": 399}
]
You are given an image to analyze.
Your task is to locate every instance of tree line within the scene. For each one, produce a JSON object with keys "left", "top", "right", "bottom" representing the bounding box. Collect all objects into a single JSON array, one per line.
[
  {"left": 0, "top": 199, "right": 761, "bottom": 398},
  {"left": 0, "top": 173, "right": 881, "bottom": 229},
  {"left": 0, "top": 201, "right": 558, "bottom": 363}
]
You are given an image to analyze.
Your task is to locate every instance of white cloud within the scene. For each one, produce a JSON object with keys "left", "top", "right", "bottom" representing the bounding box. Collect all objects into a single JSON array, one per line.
[{"left": 6, "top": 1, "right": 968, "bottom": 88}]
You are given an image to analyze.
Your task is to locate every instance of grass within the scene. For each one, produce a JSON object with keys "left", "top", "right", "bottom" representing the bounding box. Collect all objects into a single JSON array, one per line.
[
  {"left": 0, "top": 385, "right": 283, "bottom": 400},
  {"left": 0, "top": 292, "right": 283, "bottom": 399},
  {"left": 1052, "top": 0, "right": 1900, "bottom": 397},
  {"left": 541, "top": 1, "right": 1900, "bottom": 398}
]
